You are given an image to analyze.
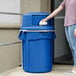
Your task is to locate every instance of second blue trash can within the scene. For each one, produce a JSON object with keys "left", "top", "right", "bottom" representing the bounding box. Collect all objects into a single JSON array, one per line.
[{"left": 19, "top": 12, "right": 56, "bottom": 73}]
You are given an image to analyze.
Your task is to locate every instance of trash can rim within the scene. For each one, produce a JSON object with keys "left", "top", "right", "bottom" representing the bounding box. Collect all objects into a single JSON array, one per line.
[
  {"left": 19, "top": 30, "right": 55, "bottom": 32},
  {"left": 20, "top": 26, "right": 54, "bottom": 30}
]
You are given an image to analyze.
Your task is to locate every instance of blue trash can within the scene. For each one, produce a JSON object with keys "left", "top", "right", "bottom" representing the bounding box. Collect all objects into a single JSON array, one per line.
[
  {"left": 19, "top": 12, "right": 56, "bottom": 73},
  {"left": 22, "top": 12, "right": 53, "bottom": 27}
]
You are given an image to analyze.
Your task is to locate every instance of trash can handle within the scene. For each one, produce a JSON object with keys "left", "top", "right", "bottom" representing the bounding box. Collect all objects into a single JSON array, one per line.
[{"left": 19, "top": 30, "right": 55, "bottom": 32}]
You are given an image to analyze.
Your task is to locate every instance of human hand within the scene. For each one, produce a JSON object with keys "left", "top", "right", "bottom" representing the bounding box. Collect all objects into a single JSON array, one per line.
[
  {"left": 74, "top": 28, "right": 76, "bottom": 37},
  {"left": 40, "top": 18, "right": 47, "bottom": 23},
  {"left": 39, "top": 19, "right": 47, "bottom": 26}
]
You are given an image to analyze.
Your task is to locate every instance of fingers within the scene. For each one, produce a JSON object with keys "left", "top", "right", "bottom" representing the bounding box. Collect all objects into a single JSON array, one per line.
[
  {"left": 39, "top": 19, "right": 47, "bottom": 26},
  {"left": 74, "top": 28, "right": 76, "bottom": 37}
]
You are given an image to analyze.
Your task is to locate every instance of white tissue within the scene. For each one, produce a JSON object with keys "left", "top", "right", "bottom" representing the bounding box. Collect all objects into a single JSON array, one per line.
[{"left": 39, "top": 21, "right": 47, "bottom": 25}]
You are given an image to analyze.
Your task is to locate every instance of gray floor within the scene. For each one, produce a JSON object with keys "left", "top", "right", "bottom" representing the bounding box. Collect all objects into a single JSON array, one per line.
[
  {"left": 3, "top": 65, "right": 74, "bottom": 76},
  {"left": 0, "top": 74, "right": 3, "bottom": 76}
]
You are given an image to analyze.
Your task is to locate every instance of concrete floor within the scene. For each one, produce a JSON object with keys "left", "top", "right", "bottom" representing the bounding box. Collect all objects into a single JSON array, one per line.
[{"left": 2, "top": 65, "right": 74, "bottom": 76}]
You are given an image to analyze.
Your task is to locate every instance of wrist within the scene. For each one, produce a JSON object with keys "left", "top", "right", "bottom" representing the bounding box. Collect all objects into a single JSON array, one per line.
[
  {"left": 44, "top": 18, "right": 48, "bottom": 22},
  {"left": 45, "top": 16, "right": 52, "bottom": 21}
]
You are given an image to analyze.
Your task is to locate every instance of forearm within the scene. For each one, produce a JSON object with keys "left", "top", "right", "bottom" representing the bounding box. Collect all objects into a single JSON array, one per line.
[{"left": 45, "top": 5, "right": 64, "bottom": 21}]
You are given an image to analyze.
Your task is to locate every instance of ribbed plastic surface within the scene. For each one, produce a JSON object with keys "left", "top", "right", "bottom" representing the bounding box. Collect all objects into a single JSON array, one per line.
[
  {"left": 19, "top": 31, "right": 56, "bottom": 73},
  {"left": 22, "top": 12, "right": 53, "bottom": 27},
  {"left": 19, "top": 12, "right": 56, "bottom": 73}
]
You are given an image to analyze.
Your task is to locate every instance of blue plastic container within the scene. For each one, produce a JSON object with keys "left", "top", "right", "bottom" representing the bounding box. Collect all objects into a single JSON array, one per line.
[
  {"left": 22, "top": 12, "right": 53, "bottom": 27},
  {"left": 19, "top": 12, "right": 56, "bottom": 73}
]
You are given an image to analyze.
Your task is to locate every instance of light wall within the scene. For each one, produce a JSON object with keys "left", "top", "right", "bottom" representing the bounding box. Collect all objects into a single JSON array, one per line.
[
  {"left": 0, "top": 0, "right": 21, "bottom": 72},
  {"left": 40, "top": 0, "right": 51, "bottom": 13},
  {"left": 0, "top": 29, "right": 21, "bottom": 72},
  {"left": 21, "top": 0, "right": 51, "bottom": 14},
  {"left": 0, "top": 0, "right": 21, "bottom": 28}
]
